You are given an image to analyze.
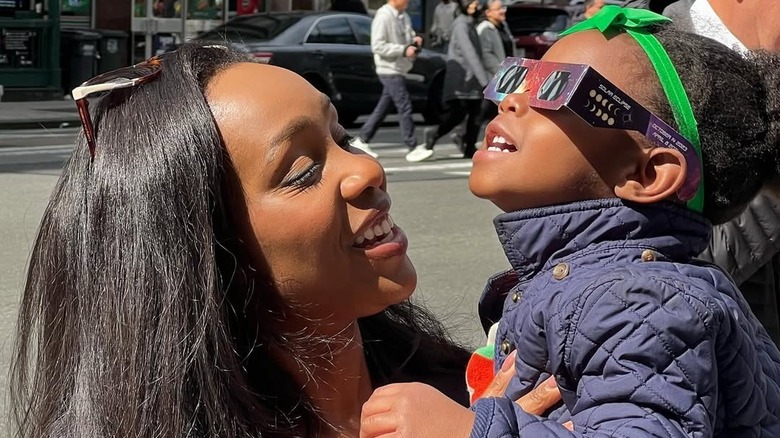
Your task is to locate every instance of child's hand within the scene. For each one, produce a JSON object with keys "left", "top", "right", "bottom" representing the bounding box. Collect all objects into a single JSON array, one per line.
[{"left": 360, "top": 382, "right": 475, "bottom": 438}]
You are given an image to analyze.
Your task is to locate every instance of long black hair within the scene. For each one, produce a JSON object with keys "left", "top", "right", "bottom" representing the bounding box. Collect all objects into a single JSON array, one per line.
[
  {"left": 11, "top": 43, "right": 468, "bottom": 437},
  {"left": 646, "top": 27, "right": 780, "bottom": 224}
]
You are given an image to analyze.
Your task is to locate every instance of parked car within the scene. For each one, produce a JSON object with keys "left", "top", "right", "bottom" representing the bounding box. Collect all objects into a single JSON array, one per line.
[
  {"left": 504, "top": 0, "right": 572, "bottom": 59},
  {"left": 196, "top": 11, "right": 447, "bottom": 125}
]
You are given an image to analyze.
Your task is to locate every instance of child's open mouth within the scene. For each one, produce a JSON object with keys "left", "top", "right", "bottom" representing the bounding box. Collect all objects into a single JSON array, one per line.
[{"left": 485, "top": 135, "right": 518, "bottom": 153}]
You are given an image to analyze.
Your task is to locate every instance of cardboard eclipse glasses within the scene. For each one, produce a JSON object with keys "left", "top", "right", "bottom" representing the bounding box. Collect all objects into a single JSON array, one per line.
[{"left": 483, "top": 57, "right": 702, "bottom": 203}]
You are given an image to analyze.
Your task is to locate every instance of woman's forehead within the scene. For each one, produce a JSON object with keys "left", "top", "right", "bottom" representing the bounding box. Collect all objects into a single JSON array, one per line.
[{"left": 206, "top": 63, "right": 324, "bottom": 175}]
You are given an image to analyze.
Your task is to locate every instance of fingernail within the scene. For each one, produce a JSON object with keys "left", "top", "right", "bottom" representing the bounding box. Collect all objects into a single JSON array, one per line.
[
  {"left": 545, "top": 376, "right": 557, "bottom": 388},
  {"left": 501, "top": 350, "right": 516, "bottom": 372}
]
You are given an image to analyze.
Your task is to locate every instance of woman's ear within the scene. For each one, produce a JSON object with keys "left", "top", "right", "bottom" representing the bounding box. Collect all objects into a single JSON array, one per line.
[{"left": 614, "top": 147, "right": 687, "bottom": 204}]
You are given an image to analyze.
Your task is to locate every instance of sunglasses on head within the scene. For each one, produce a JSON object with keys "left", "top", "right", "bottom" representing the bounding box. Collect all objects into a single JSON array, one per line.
[
  {"left": 483, "top": 57, "right": 702, "bottom": 203},
  {"left": 71, "top": 56, "right": 163, "bottom": 161}
]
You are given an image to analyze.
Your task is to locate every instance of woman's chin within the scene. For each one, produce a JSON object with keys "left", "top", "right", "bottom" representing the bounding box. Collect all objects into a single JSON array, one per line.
[{"left": 375, "top": 257, "right": 417, "bottom": 304}]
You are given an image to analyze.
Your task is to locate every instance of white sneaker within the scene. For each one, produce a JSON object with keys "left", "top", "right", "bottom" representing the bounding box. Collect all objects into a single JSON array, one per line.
[
  {"left": 405, "top": 145, "right": 434, "bottom": 162},
  {"left": 349, "top": 137, "right": 378, "bottom": 158}
]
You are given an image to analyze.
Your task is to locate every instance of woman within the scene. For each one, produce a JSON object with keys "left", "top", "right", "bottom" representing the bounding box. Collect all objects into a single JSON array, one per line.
[
  {"left": 11, "top": 43, "right": 471, "bottom": 438},
  {"left": 406, "top": 0, "right": 490, "bottom": 162}
]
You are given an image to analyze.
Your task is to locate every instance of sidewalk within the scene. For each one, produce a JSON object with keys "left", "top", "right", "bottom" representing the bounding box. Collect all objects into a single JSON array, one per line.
[{"left": 0, "top": 100, "right": 80, "bottom": 130}]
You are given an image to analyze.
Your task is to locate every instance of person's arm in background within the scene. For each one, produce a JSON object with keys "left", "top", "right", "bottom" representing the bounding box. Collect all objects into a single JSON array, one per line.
[
  {"left": 371, "top": 9, "right": 406, "bottom": 60},
  {"left": 477, "top": 23, "right": 502, "bottom": 75},
  {"left": 699, "top": 186, "right": 780, "bottom": 285},
  {"left": 452, "top": 21, "right": 490, "bottom": 86}
]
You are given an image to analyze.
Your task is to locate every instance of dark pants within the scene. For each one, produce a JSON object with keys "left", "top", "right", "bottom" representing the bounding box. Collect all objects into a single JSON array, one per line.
[
  {"left": 479, "top": 99, "right": 498, "bottom": 127},
  {"left": 359, "top": 74, "right": 417, "bottom": 149},
  {"left": 430, "top": 99, "right": 482, "bottom": 154}
]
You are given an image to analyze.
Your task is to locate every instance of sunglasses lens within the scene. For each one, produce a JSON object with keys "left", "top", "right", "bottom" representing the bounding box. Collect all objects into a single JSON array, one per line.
[
  {"left": 537, "top": 70, "right": 571, "bottom": 101},
  {"left": 494, "top": 65, "right": 529, "bottom": 95}
]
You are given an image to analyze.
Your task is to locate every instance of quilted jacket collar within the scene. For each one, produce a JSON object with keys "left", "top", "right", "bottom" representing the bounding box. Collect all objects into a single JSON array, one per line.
[{"left": 493, "top": 199, "right": 712, "bottom": 282}]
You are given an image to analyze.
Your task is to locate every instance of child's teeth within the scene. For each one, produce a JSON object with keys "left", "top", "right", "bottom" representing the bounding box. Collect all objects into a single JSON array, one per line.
[
  {"left": 355, "top": 235, "right": 365, "bottom": 245},
  {"left": 387, "top": 215, "right": 395, "bottom": 229},
  {"left": 364, "top": 228, "right": 375, "bottom": 240},
  {"left": 502, "top": 149, "right": 510, "bottom": 153},
  {"left": 381, "top": 219, "right": 391, "bottom": 234},
  {"left": 373, "top": 224, "right": 383, "bottom": 236}
]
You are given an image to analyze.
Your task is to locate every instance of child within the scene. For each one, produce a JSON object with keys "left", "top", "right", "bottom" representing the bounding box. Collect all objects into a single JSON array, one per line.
[{"left": 359, "top": 6, "right": 780, "bottom": 438}]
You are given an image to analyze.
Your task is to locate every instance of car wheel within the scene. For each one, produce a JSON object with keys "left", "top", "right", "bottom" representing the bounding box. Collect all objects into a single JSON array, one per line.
[{"left": 422, "top": 74, "right": 445, "bottom": 125}]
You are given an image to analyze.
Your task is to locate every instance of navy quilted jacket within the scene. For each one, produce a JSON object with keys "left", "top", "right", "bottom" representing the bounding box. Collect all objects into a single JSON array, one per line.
[{"left": 470, "top": 199, "right": 780, "bottom": 437}]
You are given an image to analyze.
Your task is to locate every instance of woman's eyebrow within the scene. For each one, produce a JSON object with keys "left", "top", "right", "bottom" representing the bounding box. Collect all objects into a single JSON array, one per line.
[{"left": 266, "top": 94, "right": 332, "bottom": 161}]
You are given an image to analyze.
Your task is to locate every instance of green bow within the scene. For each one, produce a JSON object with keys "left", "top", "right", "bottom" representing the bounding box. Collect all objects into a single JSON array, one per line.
[{"left": 560, "top": 5, "right": 671, "bottom": 37}]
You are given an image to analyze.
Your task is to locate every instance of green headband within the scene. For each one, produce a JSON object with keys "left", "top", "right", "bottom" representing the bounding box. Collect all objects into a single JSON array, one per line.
[{"left": 560, "top": 6, "right": 704, "bottom": 213}]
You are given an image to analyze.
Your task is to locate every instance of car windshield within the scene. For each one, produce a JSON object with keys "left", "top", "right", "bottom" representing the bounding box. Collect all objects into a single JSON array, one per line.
[
  {"left": 505, "top": 8, "right": 569, "bottom": 34},
  {"left": 199, "top": 15, "right": 302, "bottom": 42}
]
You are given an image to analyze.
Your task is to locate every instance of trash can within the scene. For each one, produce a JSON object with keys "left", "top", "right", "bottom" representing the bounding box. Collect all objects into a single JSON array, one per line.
[
  {"left": 95, "top": 29, "right": 130, "bottom": 74},
  {"left": 60, "top": 29, "right": 101, "bottom": 96}
]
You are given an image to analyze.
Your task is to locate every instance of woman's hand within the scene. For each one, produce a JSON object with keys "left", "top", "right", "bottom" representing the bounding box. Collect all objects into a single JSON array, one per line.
[{"left": 481, "top": 350, "right": 573, "bottom": 430}]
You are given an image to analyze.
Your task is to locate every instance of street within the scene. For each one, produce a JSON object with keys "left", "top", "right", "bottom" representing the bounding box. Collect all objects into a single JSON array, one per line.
[{"left": 0, "top": 121, "right": 509, "bottom": 429}]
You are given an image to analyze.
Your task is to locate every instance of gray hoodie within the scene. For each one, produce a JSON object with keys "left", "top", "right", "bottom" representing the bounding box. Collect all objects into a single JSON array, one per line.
[{"left": 371, "top": 3, "right": 416, "bottom": 75}]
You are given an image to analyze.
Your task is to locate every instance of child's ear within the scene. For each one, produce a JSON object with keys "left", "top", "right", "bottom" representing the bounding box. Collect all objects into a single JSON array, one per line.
[{"left": 614, "top": 147, "right": 687, "bottom": 204}]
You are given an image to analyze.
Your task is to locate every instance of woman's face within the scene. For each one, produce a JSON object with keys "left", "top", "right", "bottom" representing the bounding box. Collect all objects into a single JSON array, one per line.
[
  {"left": 466, "top": 0, "right": 479, "bottom": 15},
  {"left": 469, "top": 31, "right": 647, "bottom": 212},
  {"left": 207, "top": 63, "right": 416, "bottom": 328}
]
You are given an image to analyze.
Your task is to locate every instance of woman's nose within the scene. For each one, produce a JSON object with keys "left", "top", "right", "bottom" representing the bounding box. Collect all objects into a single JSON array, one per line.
[
  {"left": 498, "top": 91, "right": 531, "bottom": 116},
  {"left": 340, "top": 153, "right": 386, "bottom": 201}
]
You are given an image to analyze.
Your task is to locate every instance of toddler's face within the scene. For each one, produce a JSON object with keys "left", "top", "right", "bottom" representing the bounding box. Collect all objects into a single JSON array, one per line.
[{"left": 469, "top": 31, "right": 651, "bottom": 212}]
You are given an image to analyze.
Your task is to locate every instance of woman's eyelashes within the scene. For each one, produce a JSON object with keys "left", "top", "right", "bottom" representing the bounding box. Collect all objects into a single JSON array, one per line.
[{"left": 281, "top": 126, "right": 350, "bottom": 191}]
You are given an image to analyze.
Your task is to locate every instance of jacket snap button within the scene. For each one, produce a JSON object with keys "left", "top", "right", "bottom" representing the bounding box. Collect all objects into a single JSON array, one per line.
[
  {"left": 500, "top": 339, "right": 512, "bottom": 354},
  {"left": 641, "top": 250, "right": 657, "bottom": 262},
  {"left": 552, "top": 263, "right": 569, "bottom": 280},
  {"left": 511, "top": 291, "right": 520, "bottom": 303}
]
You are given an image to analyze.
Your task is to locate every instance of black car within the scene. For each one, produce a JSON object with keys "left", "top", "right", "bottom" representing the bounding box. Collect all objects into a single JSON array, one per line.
[
  {"left": 197, "top": 12, "right": 447, "bottom": 125},
  {"left": 504, "top": 1, "right": 571, "bottom": 59}
]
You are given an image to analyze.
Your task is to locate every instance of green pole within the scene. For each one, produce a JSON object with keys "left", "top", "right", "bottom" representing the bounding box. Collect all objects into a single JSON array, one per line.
[{"left": 49, "top": 0, "right": 61, "bottom": 90}]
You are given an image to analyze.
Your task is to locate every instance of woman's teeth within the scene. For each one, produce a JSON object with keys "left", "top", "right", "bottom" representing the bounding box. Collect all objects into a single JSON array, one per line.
[
  {"left": 486, "top": 134, "right": 517, "bottom": 153},
  {"left": 354, "top": 215, "right": 395, "bottom": 247}
]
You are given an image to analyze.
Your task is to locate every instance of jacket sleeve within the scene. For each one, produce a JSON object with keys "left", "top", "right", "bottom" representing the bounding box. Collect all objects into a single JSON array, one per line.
[
  {"left": 470, "top": 275, "right": 719, "bottom": 438},
  {"left": 477, "top": 24, "right": 501, "bottom": 75},
  {"left": 452, "top": 21, "right": 490, "bottom": 86},
  {"left": 371, "top": 10, "right": 406, "bottom": 61},
  {"left": 699, "top": 187, "right": 780, "bottom": 285}
]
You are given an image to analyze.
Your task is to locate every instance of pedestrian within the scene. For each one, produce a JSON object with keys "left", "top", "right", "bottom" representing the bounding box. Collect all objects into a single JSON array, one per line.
[
  {"left": 662, "top": 0, "right": 780, "bottom": 343},
  {"left": 475, "top": 0, "right": 508, "bottom": 132},
  {"left": 349, "top": 0, "right": 422, "bottom": 159},
  {"left": 430, "top": 0, "right": 460, "bottom": 53},
  {"left": 408, "top": 0, "right": 489, "bottom": 162},
  {"left": 12, "top": 42, "right": 576, "bottom": 438},
  {"left": 360, "top": 7, "right": 780, "bottom": 437}
]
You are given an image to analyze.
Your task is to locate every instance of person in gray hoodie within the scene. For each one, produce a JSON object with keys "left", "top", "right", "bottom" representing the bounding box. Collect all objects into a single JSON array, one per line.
[
  {"left": 407, "top": 0, "right": 489, "bottom": 161},
  {"left": 350, "top": 0, "right": 422, "bottom": 159}
]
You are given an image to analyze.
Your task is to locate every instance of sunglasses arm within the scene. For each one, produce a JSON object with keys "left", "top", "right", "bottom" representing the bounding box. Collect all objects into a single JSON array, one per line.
[{"left": 72, "top": 81, "right": 135, "bottom": 101}]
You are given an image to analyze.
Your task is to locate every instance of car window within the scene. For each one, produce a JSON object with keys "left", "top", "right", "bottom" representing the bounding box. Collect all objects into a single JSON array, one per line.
[
  {"left": 307, "top": 17, "right": 358, "bottom": 44},
  {"left": 505, "top": 8, "right": 569, "bottom": 34},
  {"left": 199, "top": 15, "right": 302, "bottom": 42},
  {"left": 350, "top": 17, "right": 372, "bottom": 45}
]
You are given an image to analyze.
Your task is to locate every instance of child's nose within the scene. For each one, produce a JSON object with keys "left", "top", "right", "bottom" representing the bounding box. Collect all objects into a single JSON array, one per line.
[{"left": 498, "top": 92, "right": 530, "bottom": 116}]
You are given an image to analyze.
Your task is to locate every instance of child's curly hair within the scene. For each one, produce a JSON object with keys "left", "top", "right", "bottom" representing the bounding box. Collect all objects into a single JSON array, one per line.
[{"left": 644, "top": 27, "right": 780, "bottom": 225}]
